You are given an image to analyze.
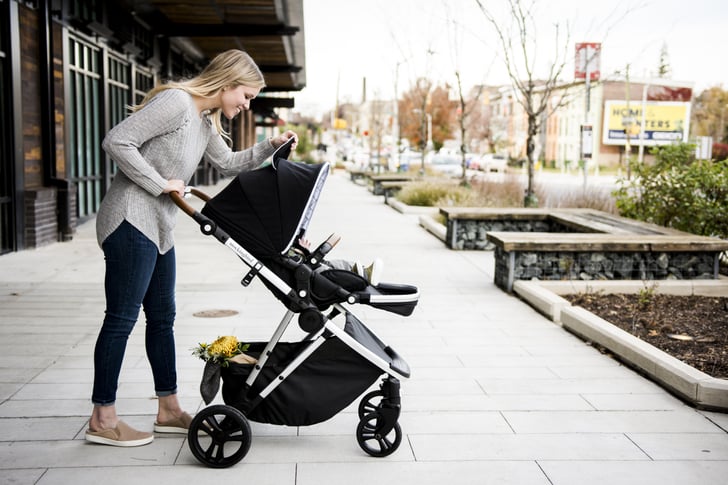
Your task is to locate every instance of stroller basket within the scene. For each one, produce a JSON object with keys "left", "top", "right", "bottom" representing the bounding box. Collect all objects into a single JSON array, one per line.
[{"left": 220, "top": 314, "right": 401, "bottom": 426}]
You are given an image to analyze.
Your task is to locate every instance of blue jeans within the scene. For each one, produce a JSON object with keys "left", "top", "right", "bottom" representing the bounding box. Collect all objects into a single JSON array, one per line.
[{"left": 92, "top": 220, "right": 178, "bottom": 406}]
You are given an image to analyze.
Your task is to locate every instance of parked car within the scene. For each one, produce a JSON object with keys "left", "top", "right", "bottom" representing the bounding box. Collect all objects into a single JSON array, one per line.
[
  {"left": 478, "top": 153, "right": 508, "bottom": 172},
  {"left": 429, "top": 153, "right": 463, "bottom": 177},
  {"left": 465, "top": 153, "right": 481, "bottom": 170},
  {"left": 398, "top": 150, "right": 422, "bottom": 171}
]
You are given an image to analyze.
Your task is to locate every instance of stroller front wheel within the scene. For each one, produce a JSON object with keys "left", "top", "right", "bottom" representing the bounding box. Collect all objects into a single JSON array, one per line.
[
  {"left": 357, "top": 390, "right": 384, "bottom": 419},
  {"left": 356, "top": 411, "right": 402, "bottom": 457},
  {"left": 188, "top": 404, "right": 252, "bottom": 468}
]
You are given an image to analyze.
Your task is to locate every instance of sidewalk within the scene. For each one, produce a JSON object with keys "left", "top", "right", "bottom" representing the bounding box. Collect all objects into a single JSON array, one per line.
[{"left": 1, "top": 170, "right": 728, "bottom": 485}]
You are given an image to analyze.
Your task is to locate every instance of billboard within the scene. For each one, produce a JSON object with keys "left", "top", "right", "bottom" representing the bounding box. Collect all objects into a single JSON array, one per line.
[{"left": 602, "top": 101, "right": 690, "bottom": 146}]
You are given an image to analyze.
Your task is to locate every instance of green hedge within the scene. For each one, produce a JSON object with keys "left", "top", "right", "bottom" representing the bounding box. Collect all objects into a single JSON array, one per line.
[{"left": 614, "top": 143, "right": 728, "bottom": 239}]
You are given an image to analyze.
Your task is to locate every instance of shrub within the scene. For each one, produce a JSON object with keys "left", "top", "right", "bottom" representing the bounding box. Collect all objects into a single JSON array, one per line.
[
  {"left": 397, "top": 175, "right": 528, "bottom": 207},
  {"left": 397, "top": 179, "right": 467, "bottom": 207},
  {"left": 534, "top": 181, "right": 617, "bottom": 213},
  {"left": 614, "top": 143, "right": 728, "bottom": 239},
  {"left": 469, "top": 175, "right": 526, "bottom": 207},
  {"left": 396, "top": 173, "right": 619, "bottom": 213}
]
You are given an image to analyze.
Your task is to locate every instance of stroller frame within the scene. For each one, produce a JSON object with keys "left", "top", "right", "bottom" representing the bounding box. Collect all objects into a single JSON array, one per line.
[{"left": 171, "top": 163, "right": 417, "bottom": 468}]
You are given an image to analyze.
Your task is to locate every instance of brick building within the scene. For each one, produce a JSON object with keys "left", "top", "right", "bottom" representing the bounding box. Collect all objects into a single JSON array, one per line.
[{"left": 489, "top": 78, "right": 693, "bottom": 170}]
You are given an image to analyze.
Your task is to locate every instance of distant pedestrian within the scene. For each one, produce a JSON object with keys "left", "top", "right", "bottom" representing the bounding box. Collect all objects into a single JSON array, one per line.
[{"left": 86, "top": 49, "right": 297, "bottom": 447}]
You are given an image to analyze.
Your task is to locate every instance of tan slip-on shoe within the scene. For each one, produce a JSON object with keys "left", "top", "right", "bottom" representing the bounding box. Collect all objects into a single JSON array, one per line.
[
  {"left": 85, "top": 420, "right": 154, "bottom": 447},
  {"left": 154, "top": 412, "right": 193, "bottom": 434}
]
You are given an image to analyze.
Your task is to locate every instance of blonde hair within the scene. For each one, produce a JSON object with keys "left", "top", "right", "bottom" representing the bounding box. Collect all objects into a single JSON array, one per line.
[{"left": 133, "top": 49, "right": 266, "bottom": 138}]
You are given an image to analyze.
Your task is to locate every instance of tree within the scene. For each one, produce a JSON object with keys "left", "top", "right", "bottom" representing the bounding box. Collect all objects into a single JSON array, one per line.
[
  {"left": 366, "top": 97, "right": 389, "bottom": 171},
  {"left": 454, "top": 72, "right": 472, "bottom": 180},
  {"left": 691, "top": 86, "right": 728, "bottom": 144},
  {"left": 441, "top": 4, "right": 493, "bottom": 183},
  {"left": 474, "top": 0, "right": 571, "bottom": 207},
  {"left": 428, "top": 84, "right": 456, "bottom": 150},
  {"left": 398, "top": 78, "right": 456, "bottom": 168},
  {"left": 465, "top": 85, "right": 496, "bottom": 153},
  {"left": 656, "top": 42, "right": 672, "bottom": 79},
  {"left": 399, "top": 77, "right": 432, "bottom": 174}
]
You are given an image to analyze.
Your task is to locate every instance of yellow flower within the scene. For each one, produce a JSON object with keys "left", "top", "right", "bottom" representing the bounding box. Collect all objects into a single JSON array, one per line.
[
  {"left": 208, "top": 335, "right": 239, "bottom": 358},
  {"left": 192, "top": 336, "right": 251, "bottom": 367}
]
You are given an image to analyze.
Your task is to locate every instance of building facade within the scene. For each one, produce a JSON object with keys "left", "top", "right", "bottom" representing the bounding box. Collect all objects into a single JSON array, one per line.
[
  {"left": 489, "top": 78, "right": 694, "bottom": 170},
  {"left": 0, "top": 0, "right": 305, "bottom": 254}
]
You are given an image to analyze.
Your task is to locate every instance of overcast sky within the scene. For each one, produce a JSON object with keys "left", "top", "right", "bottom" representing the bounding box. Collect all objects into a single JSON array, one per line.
[{"left": 292, "top": 0, "right": 728, "bottom": 119}]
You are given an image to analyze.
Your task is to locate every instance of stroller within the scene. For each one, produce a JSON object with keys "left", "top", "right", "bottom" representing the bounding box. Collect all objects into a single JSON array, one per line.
[{"left": 171, "top": 138, "right": 419, "bottom": 468}]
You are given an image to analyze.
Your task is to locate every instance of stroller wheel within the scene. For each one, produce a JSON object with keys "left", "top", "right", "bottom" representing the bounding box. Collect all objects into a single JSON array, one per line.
[
  {"left": 356, "top": 411, "right": 402, "bottom": 457},
  {"left": 357, "top": 390, "right": 384, "bottom": 420},
  {"left": 188, "top": 404, "right": 252, "bottom": 468}
]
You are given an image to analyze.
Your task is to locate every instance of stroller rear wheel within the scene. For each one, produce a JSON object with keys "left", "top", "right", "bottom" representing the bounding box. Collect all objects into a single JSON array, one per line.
[
  {"left": 188, "top": 404, "right": 252, "bottom": 468},
  {"left": 356, "top": 411, "right": 402, "bottom": 457}
]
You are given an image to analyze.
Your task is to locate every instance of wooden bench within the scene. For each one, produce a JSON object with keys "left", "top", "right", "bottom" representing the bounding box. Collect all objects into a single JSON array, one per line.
[
  {"left": 368, "top": 174, "right": 419, "bottom": 196},
  {"left": 488, "top": 232, "right": 728, "bottom": 293},
  {"left": 347, "top": 169, "right": 371, "bottom": 183},
  {"left": 379, "top": 180, "right": 414, "bottom": 202},
  {"left": 437, "top": 208, "right": 728, "bottom": 292},
  {"left": 440, "top": 208, "right": 684, "bottom": 250}
]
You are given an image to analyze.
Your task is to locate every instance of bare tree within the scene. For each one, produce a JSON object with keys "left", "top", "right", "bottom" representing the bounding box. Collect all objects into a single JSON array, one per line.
[
  {"left": 367, "top": 97, "right": 388, "bottom": 172},
  {"left": 454, "top": 71, "right": 485, "bottom": 182},
  {"left": 441, "top": 2, "right": 491, "bottom": 184},
  {"left": 474, "top": 0, "right": 571, "bottom": 206}
]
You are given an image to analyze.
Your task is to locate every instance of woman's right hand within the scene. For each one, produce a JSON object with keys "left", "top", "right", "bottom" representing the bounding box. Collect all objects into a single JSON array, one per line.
[{"left": 163, "top": 179, "right": 185, "bottom": 196}]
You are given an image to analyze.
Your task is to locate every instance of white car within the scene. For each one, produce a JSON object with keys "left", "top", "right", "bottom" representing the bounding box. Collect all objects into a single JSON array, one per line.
[
  {"left": 478, "top": 153, "right": 508, "bottom": 172},
  {"left": 397, "top": 150, "right": 423, "bottom": 171},
  {"left": 429, "top": 153, "right": 464, "bottom": 177}
]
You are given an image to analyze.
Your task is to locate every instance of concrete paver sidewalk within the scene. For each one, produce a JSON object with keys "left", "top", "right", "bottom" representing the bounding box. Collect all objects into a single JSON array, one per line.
[{"left": 1, "top": 170, "right": 728, "bottom": 485}]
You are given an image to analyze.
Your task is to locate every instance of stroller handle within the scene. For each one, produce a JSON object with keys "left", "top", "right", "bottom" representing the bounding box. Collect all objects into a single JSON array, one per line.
[{"left": 169, "top": 187, "right": 211, "bottom": 217}]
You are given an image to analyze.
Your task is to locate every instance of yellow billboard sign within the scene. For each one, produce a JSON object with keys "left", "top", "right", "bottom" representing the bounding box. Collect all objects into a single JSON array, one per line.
[{"left": 602, "top": 101, "right": 690, "bottom": 146}]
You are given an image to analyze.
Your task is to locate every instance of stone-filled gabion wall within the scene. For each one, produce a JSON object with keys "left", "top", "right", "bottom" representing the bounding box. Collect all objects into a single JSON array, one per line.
[
  {"left": 494, "top": 247, "right": 717, "bottom": 291},
  {"left": 447, "top": 219, "right": 577, "bottom": 250}
]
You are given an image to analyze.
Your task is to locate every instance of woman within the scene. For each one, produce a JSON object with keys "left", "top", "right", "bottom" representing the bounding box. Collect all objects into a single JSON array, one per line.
[{"left": 86, "top": 49, "right": 297, "bottom": 447}]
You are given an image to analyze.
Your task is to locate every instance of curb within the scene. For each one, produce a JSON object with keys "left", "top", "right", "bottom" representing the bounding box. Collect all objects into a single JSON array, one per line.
[
  {"left": 514, "top": 279, "right": 728, "bottom": 411},
  {"left": 385, "top": 197, "right": 439, "bottom": 216},
  {"left": 417, "top": 215, "right": 446, "bottom": 241}
]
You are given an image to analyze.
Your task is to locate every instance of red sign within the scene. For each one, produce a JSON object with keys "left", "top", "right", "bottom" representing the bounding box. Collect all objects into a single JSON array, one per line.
[{"left": 575, "top": 43, "right": 601, "bottom": 81}]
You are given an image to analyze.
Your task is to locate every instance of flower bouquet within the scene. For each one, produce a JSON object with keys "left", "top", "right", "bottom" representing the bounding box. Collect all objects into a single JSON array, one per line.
[{"left": 192, "top": 335, "right": 257, "bottom": 367}]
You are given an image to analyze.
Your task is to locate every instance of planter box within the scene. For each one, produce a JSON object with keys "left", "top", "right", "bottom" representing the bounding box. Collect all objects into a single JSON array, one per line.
[{"left": 514, "top": 279, "right": 728, "bottom": 411}]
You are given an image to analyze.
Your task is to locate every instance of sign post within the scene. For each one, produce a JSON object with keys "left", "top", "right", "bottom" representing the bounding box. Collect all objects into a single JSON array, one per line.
[{"left": 575, "top": 43, "right": 601, "bottom": 188}]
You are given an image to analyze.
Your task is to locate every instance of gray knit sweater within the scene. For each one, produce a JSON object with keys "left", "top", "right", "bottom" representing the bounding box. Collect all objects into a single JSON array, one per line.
[{"left": 97, "top": 88, "right": 276, "bottom": 253}]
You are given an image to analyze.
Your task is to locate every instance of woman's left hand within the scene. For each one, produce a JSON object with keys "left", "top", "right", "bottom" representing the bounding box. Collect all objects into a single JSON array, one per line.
[{"left": 271, "top": 130, "right": 297, "bottom": 150}]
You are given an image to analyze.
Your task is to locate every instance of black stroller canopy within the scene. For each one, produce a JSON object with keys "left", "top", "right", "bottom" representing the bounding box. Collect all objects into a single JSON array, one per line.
[{"left": 201, "top": 159, "right": 329, "bottom": 259}]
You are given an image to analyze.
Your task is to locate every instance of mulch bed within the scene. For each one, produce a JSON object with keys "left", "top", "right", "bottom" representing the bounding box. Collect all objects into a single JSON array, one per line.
[{"left": 562, "top": 292, "right": 728, "bottom": 379}]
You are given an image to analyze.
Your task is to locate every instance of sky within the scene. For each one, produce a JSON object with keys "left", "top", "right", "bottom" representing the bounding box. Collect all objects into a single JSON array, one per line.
[{"left": 292, "top": 0, "right": 728, "bottom": 119}]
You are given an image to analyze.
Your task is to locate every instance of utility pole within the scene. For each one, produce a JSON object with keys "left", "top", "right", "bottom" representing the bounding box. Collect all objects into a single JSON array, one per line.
[
  {"left": 582, "top": 61, "right": 591, "bottom": 190},
  {"left": 637, "top": 82, "right": 649, "bottom": 164},
  {"left": 623, "top": 65, "right": 633, "bottom": 180}
]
